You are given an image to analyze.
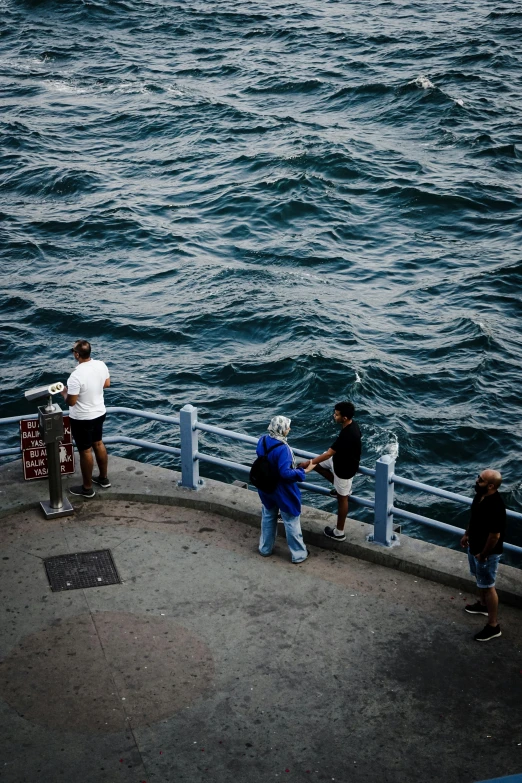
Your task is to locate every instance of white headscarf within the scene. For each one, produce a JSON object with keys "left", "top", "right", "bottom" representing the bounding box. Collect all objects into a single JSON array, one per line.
[
  {"left": 267, "top": 416, "right": 297, "bottom": 468},
  {"left": 267, "top": 415, "right": 291, "bottom": 443}
]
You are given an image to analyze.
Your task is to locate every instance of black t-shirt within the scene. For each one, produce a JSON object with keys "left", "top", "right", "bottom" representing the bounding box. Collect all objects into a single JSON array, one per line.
[
  {"left": 468, "top": 491, "right": 506, "bottom": 556},
  {"left": 330, "top": 421, "right": 362, "bottom": 480}
]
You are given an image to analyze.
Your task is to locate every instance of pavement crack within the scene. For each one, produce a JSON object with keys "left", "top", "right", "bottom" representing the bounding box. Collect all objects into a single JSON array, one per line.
[
  {"left": 88, "top": 610, "right": 150, "bottom": 778},
  {"left": 110, "top": 531, "right": 142, "bottom": 550},
  {"left": 6, "top": 546, "right": 46, "bottom": 560}
]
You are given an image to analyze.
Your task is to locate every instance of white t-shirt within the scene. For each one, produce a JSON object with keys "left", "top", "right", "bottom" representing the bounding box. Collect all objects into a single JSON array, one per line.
[{"left": 67, "top": 359, "right": 110, "bottom": 420}]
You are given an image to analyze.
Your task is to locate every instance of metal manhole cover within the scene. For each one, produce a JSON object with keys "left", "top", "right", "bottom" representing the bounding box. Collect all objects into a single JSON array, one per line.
[{"left": 44, "top": 549, "right": 121, "bottom": 592}]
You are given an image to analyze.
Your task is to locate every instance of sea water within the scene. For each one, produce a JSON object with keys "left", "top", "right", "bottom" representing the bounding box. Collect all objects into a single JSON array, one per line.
[{"left": 0, "top": 0, "right": 521, "bottom": 552}]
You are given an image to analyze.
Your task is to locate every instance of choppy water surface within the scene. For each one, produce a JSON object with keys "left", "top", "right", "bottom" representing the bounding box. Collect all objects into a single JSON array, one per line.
[{"left": 1, "top": 0, "right": 521, "bottom": 552}]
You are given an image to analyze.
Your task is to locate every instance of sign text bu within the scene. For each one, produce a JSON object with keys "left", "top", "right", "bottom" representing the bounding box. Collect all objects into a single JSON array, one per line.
[
  {"left": 20, "top": 416, "right": 72, "bottom": 450},
  {"left": 20, "top": 417, "right": 75, "bottom": 481},
  {"left": 23, "top": 443, "right": 75, "bottom": 481}
]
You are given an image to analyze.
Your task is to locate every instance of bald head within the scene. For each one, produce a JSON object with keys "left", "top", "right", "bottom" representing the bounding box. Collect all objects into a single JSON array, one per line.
[{"left": 479, "top": 469, "right": 502, "bottom": 491}]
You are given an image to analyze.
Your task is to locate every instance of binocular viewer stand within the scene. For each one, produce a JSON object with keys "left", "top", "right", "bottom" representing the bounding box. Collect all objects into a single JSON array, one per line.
[{"left": 38, "top": 399, "right": 74, "bottom": 520}]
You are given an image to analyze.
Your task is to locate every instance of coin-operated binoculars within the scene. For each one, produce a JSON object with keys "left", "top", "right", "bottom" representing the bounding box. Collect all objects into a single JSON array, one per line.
[{"left": 24, "top": 383, "right": 74, "bottom": 519}]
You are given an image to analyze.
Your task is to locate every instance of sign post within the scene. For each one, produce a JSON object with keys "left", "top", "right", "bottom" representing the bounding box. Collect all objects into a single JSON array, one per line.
[
  {"left": 20, "top": 417, "right": 75, "bottom": 481},
  {"left": 20, "top": 411, "right": 75, "bottom": 519}
]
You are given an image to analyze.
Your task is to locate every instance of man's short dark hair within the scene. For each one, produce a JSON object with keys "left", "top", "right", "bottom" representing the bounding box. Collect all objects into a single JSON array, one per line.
[
  {"left": 73, "top": 340, "right": 91, "bottom": 359},
  {"left": 334, "top": 401, "right": 355, "bottom": 419}
]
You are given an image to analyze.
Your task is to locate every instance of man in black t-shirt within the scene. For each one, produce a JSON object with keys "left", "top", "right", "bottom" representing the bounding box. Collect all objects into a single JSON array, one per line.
[
  {"left": 460, "top": 469, "right": 506, "bottom": 642},
  {"left": 300, "top": 401, "right": 362, "bottom": 542}
]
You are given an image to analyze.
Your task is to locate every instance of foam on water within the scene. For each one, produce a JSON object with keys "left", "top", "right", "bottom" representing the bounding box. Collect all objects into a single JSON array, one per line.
[{"left": 411, "top": 75, "right": 435, "bottom": 89}]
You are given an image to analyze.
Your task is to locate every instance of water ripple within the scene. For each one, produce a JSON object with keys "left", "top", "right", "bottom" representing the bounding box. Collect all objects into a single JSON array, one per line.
[{"left": 1, "top": 0, "right": 521, "bottom": 548}]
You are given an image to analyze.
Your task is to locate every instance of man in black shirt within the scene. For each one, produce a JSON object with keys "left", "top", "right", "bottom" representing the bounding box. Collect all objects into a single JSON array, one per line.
[
  {"left": 300, "top": 401, "right": 362, "bottom": 542},
  {"left": 460, "top": 469, "right": 506, "bottom": 642}
]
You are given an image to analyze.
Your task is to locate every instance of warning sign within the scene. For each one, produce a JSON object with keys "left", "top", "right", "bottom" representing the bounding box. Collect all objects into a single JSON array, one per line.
[
  {"left": 22, "top": 443, "right": 76, "bottom": 481},
  {"left": 20, "top": 416, "right": 72, "bottom": 450},
  {"left": 20, "top": 417, "right": 75, "bottom": 481}
]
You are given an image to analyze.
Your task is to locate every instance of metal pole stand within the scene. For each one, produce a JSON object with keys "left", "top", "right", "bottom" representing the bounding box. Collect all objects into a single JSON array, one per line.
[{"left": 38, "top": 400, "right": 74, "bottom": 519}]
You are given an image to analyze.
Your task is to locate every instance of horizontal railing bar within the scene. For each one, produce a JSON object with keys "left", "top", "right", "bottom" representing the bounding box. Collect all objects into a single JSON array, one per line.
[
  {"left": 391, "top": 506, "right": 466, "bottom": 536},
  {"left": 0, "top": 406, "right": 180, "bottom": 427},
  {"left": 195, "top": 422, "right": 258, "bottom": 445},
  {"left": 0, "top": 447, "right": 21, "bottom": 457},
  {"left": 194, "top": 423, "right": 376, "bottom": 477},
  {"left": 356, "top": 465, "right": 376, "bottom": 477},
  {"left": 194, "top": 452, "right": 375, "bottom": 508},
  {"left": 346, "top": 494, "right": 375, "bottom": 509},
  {"left": 105, "top": 407, "right": 180, "bottom": 425},
  {"left": 0, "top": 413, "right": 41, "bottom": 425},
  {"left": 391, "top": 506, "right": 522, "bottom": 555},
  {"left": 393, "top": 474, "right": 473, "bottom": 505},
  {"left": 393, "top": 473, "right": 522, "bottom": 522},
  {"left": 195, "top": 451, "right": 251, "bottom": 473},
  {"left": 495, "top": 541, "right": 522, "bottom": 555},
  {"left": 104, "top": 436, "right": 181, "bottom": 456},
  {"left": 292, "top": 449, "right": 376, "bottom": 477},
  {"left": 298, "top": 481, "right": 375, "bottom": 509},
  {"left": 1, "top": 408, "right": 521, "bottom": 534},
  {"left": 298, "top": 480, "right": 331, "bottom": 496}
]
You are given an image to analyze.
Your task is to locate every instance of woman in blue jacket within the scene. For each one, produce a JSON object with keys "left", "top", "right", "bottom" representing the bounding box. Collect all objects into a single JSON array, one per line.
[{"left": 256, "top": 415, "right": 314, "bottom": 563}]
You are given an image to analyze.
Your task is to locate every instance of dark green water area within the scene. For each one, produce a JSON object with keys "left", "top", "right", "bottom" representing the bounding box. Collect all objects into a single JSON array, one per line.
[{"left": 1, "top": 0, "right": 521, "bottom": 558}]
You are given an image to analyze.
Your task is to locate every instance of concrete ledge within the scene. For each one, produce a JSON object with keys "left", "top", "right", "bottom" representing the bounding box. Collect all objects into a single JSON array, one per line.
[{"left": 1, "top": 455, "right": 521, "bottom": 607}]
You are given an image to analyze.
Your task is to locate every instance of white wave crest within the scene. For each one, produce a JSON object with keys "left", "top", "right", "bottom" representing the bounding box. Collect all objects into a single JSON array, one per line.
[
  {"left": 411, "top": 75, "right": 435, "bottom": 89},
  {"left": 385, "top": 433, "right": 399, "bottom": 460},
  {"left": 355, "top": 371, "right": 362, "bottom": 383},
  {"left": 46, "top": 80, "right": 86, "bottom": 94}
]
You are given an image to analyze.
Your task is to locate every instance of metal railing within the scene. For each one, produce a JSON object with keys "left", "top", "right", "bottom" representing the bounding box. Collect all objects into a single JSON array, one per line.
[{"left": 1, "top": 403, "right": 521, "bottom": 556}]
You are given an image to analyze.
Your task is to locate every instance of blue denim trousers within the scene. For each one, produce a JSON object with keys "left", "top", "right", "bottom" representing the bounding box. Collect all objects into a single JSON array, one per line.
[{"left": 259, "top": 505, "right": 308, "bottom": 563}]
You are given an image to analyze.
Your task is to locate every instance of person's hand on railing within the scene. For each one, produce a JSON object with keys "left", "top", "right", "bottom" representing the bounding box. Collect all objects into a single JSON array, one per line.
[{"left": 460, "top": 533, "right": 469, "bottom": 548}]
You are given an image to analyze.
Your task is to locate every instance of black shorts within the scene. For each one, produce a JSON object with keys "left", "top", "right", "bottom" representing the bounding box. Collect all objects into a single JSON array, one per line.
[{"left": 70, "top": 414, "right": 106, "bottom": 452}]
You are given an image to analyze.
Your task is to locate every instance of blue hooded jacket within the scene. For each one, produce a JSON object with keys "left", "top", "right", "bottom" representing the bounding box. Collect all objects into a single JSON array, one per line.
[{"left": 256, "top": 434, "right": 305, "bottom": 517}]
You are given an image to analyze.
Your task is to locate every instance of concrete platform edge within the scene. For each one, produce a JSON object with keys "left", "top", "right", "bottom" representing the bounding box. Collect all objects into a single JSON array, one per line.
[{"left": 1, "top": 456, "right": 521, "bottom": 608}]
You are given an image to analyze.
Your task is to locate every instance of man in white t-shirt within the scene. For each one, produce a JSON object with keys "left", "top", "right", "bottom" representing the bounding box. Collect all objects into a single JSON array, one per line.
[{"left": 61, "top": 339, "right": 111, "bottom": 498}]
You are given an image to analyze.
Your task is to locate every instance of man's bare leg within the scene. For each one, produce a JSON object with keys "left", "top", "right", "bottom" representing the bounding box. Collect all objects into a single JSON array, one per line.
[
  {"left": 79, "top": 448, "right": 94, "bottom": 489},
  {"left": 313, "top": 464, "right": 334, "bottom": 483},
  {"left": 337, "top": 494, "right": 349, "bottom": 533},
  {"left": 479, "top": 586, "right": 499, "bottom": 627},
  {"left": 92, "top": 440, "right": 108, "bottom": 479}
]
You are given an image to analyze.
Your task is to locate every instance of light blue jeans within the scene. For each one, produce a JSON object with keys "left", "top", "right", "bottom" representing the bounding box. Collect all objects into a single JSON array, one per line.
[
  {"left": 259, "top": 505, "right": 308, "bottom": 563},
  {"left": 468, "top": 550, "right": 501, "bottom": 589}
]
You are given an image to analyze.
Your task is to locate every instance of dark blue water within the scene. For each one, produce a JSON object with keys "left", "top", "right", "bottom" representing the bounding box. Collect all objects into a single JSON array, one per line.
[{"left": 1, "top": 0, "right": 521, "bottom": 554}]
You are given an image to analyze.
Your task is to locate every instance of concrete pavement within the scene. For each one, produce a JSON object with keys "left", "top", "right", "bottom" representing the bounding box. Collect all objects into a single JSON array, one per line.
[{"left": 0, "top": 456, "right": 521, "bottom": 783}]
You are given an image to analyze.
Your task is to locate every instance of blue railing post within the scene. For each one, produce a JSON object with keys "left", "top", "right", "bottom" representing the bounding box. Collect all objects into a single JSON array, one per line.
[
  {"left": 179, "top": 404, "right": 200, "bottom": 489},
  {"left": 370, "top": 454, "right": 398, "bottom": 546}
]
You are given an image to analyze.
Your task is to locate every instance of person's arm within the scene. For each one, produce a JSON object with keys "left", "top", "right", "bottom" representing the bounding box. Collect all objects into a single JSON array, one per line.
[
  {"left": 103, "top": 378, "right": 110, "bottom": 389},
  {"left": 299, "top": 448, "right": 336, "bottom": 469},
  {"left": 475, "top": 532, "right": 500, "bottom": 562},
  {"left": 278, "top": 448, "right": 306, "bottom": 483},
  {"left": 310, "top": 447, "right": 335, "bottom": 466},
  {"left": 460, "top": 529, "right": 469, "bottom": 548},
  {"left": 61, "top": 380, "right": 79, "bottom": 408},
  {"left": 64, "top": 391, "right": 79, "bottom": 407}
]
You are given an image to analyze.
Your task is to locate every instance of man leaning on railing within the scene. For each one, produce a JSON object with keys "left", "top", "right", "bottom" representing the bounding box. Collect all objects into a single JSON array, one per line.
[{"left": 299, "top": 401, "right": 361, "bottom": 543}]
